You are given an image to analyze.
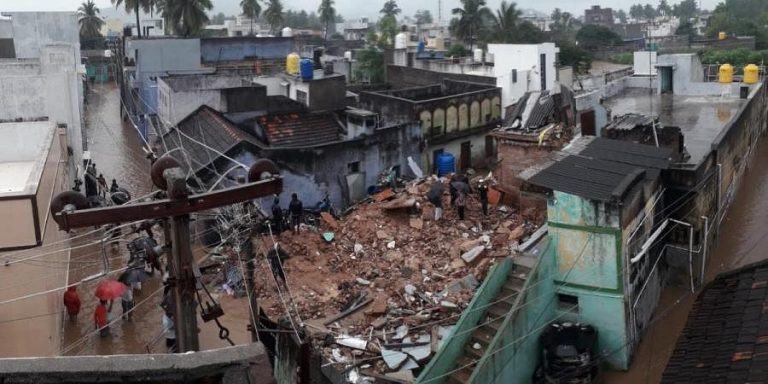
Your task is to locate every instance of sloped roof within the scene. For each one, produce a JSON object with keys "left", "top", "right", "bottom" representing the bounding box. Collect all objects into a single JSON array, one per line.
[
  {"left": 526, "top": 138, "right": 671, "bottom": 202},
  {"left": 161, "top": 105, "right": 262, "bottom": 175},
  {"left": 256, "top": 113, "right": 341, "bottom": 147},
  {"left": 662, "top": 260, "right": 768, "bottom": 384}
]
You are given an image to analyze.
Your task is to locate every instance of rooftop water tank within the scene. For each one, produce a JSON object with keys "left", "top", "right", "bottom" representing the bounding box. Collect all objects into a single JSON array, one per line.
[
  {"left": 487, "top": 52, "right": 495, "bottom": 64},
  {"left": 719, "top": 63, "right": 734, "bottom": 84},
  {"left": 473, "top": 48, "right": 483, "bottom": 62},
  {"left": 436, "top": 153, "right": 456, "bottom": 177},
  {"left": 282, "top": 27, "right": 293, "bottom": 37},
  {"left": 718, "top": 31, "right": 727, "bottom": 41},
  {"left": 286, "top": 52, "right": 300, "bottom": 75},
  {"left": 344, "top": 51, "right": 353, "bottom": 61},
  {"left": 433, "top": 36, "right": 445, "bottom": 51},
  {"left": 395, "top": 32, "right": 407, "bottom": 49},
  {"left": 300, "top": 58, "right": 314, "bottom": 81},
  {"left": 417, "top": 40, "right": 425, "bottom": 53},
  {"left": 744, "top": 64, "right": 759, "bottom": 84}
]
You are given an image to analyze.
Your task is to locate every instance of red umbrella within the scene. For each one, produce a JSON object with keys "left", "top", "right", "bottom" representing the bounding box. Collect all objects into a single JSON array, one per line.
[{"left": 94, "top": 279, "right": 127, "bottom": 300}]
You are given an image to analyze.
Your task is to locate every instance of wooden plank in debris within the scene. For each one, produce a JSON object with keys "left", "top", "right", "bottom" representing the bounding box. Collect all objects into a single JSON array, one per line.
[
  {"left": 320, "top": 211, "right": 339, "bottom": 230},
  {"left": 323, "top": 297, "right": 374, "bottom": 326},
  {"left": 373, "top": 188, "right": 396, "bottom": 202}
]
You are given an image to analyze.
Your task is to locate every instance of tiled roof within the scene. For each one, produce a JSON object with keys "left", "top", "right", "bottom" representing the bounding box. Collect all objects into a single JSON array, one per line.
[
  {"left": 662, "top": 260, "right": 768, "bottom": 384},
  {"left": 526, "top": 138, "right": 671, "bottom": 202},
  {"left": 161, "top": 106, "right": 262, "bottom": 175},
  {"left": 256, "top": 113, "right": 341, "bottom": 147}
]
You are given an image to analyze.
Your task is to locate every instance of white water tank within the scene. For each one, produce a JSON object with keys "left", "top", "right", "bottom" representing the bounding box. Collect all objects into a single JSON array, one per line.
[
  {"left": 486, "top": 52, "right": 494, "bottom": 63},
  {"left": 281, "top": 27, "right": 293, "bottom": 37},
  {"left": 344, "top": 51, "right": 353, "bottom": 61},
  {"left": 395, "top": 32, "right": 407, "bottom": 49},
  {"left": 473, "top": 48, "right": 483, "bottom": 62}
]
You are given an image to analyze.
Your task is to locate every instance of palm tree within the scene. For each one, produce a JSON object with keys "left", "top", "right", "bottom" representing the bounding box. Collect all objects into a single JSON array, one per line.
[
  {"left": 318, "top": 0, "right": 336, "bottom": 41},
  {"left": 451, "top": 0, "right": 491, "bottom": 53},
  {"left": 490, "top": 1, "right": 521, "bottom": 43},
  {"left": 78, "top": 0, "right": 105, "bottom": 39},
  {"left": 380, "top": 0, "right": 401, "bottom": 18},
  {"left": 111, "top": 0, "right": 152, "bottom": 39},
  {"left": 157, "top": 0, "right": 212, "bottom": 37},
  {"left": 264, "top": 0, "right": 284, "bottom": 35},
  {"left": 240, "top": 0, "right": 261, "bottom": 35}
]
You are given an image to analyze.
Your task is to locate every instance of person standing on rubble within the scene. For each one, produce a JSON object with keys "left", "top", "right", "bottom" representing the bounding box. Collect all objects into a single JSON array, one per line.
[
  {"left": 428, "top": 181, "right": 444, "bottom": 221},
  {"left": 288, "top": 193, "right": 303, "bottom": 233},
  {"left": 456, "top": 191, "right": 467, "bottom": 220},
  {"left": 478, "top": 180, "right": 489, "bottom": 216},
  {"left": 271, "top": 197, "right": 283, "bottom": 233}
]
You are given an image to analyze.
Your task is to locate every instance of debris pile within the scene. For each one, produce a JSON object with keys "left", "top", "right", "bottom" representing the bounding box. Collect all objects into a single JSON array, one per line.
[{"left": 254, "top": 176, "right": 545, "bottom": 380}]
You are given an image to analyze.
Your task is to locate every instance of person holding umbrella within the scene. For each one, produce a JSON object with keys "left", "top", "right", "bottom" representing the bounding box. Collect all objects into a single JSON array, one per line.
[
  {"left": 428, "top": 180, "right": 444, "bottom": 221},
  {"left": 456, "top": 190, "right": 467, "bottom": 220}
]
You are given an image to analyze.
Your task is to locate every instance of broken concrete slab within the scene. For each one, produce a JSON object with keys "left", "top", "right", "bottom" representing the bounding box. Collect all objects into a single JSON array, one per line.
[
  {"left": 402, "top": 334, "right": 432, "bottom": 362},
  {"left": 373, "top": 188, "right": 396, "bottom": 202},
  {"left": 377, "top": 230, "right": 391, "bottom": 240},
  {"left": 320, "top": 212, "right": 339, "bottom": 230},
  {"left": 509, "top": 225, "right": 526, "bottom": 241},
  {"left": 409, "top": 218, "right": 423, "bottom": 230},
  {"left": 386, "top": 369, "right": 415, "bottom": 383},
  {"left": 381, "top": 349, "right": 409, "bottom": 370},
  {"left": 336, "top": 336, "right": 368, "bottom": 351},
  {"left": 459, "top": 239, "right": 482, "bottom": 253},
  {"left": 393, "top": 325, "right": 409, "bottom": 340},
  {"left": 461, "top": 245, "right": 486, "bottom": 265},
  {"left": 408, "top": 156, "right": 424, "bottom": 179},
  {"left": 441, "top": 275, "right": 479, "bottom": 295}
]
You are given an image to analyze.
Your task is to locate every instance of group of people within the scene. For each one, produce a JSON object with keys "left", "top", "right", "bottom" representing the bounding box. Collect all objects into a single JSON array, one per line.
[
  {"left": 428, "top": 173, "right": 491, "bottom": 222},
  {"left": 270, "top": 193, "right": 305, "bottom": 234},
  {"left": 79, "top": 162, "right": 121, "bottom": 199}
]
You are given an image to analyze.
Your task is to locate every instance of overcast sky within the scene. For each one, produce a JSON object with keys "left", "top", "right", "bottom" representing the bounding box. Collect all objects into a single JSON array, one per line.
[{"left": 5, "top": 0, "right": 723, "bottom": 20}]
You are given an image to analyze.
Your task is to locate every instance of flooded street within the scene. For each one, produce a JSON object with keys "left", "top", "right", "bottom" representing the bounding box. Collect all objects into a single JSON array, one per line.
[
  {"left": 606, "top": 133, "right": 768, "bottom": 383},
  {"left": 62, "top": 83, "right": 249, "bottom": 356}
]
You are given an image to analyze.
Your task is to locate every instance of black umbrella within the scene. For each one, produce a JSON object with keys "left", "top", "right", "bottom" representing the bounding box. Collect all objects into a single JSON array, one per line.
[
  {"left": 451, "top": 181, "right": 470, "bottom": 194},
  {"left": 119, "top": 267, "right": 151, "bottom": 285},
  {"left": 428, "top": 182, "right": 444, "bottom": 202}
]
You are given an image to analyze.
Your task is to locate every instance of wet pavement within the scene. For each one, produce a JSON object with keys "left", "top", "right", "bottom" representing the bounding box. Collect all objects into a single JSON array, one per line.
[
  {"left": 603, "top": 88, "right": 747, "bottom": 165},
  {"left": 605, "top": 133, "right": 768, "bottom": 383},
  {"left": 62, "top": 83, "right": 249, "bottom": 356}
]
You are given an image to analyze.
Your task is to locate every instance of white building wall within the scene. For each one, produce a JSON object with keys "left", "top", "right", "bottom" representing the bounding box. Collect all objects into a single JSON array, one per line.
[
  {"left": 487, "top": 43, "right": 560, "bottom": 110},
  {"left": 7, "top": 12, "right": 79, "bottom": 59}
]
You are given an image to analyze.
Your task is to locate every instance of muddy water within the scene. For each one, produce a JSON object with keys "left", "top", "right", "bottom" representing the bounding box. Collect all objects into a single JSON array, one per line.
[
  {"left": 63, "top": 83, "right": 248, "bottom": 356},
  {"left": 605, "top": 135, "right": 768, "bottom": 383}
]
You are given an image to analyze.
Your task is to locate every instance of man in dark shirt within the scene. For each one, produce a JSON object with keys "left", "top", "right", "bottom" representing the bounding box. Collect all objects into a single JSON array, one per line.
[
  {"left": 288, "top": 193, "right": 303, "bottom": 234},
  {"left": 271, "top": 197, "right": 283, "bottom": 233}
]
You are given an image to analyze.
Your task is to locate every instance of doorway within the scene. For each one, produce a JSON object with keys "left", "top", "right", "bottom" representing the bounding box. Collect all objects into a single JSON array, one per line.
[
  {"left": 460, "top": 142, "right": 472, "bottom": 170},
  {"left": 660, "top": 66, "right": 673, "bottom": 93},
  {"left": 580, "top": 110, "right": 597, "bottom": 136}
]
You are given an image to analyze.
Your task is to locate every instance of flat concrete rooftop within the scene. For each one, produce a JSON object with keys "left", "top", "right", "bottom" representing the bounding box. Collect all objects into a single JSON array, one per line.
[{"left": 603, "top": 88, "right": 748, "bottom": 166}]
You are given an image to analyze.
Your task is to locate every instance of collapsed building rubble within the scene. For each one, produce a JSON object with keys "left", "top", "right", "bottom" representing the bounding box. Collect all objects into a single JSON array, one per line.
[{"left": 251, "top": 176, "right": 546, "bottom": 381}]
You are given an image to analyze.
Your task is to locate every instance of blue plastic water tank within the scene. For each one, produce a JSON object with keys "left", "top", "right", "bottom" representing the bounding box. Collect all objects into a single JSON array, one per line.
[
  {"left": 300, "top": 59, "right": 314, "bottom": 81},
  {"left": 417, "top": 41, "right": 425, "bottom": 53},
  {"left": 436, "top": 153, "right": 456, "bottom": 177}
]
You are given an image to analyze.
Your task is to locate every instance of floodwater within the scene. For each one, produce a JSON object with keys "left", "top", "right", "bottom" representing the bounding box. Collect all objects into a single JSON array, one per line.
[
  {"left": 606, "top": 133, "right": 768, "bottom": 383},
  {"left": 62, "top": 83, "right": 248, "bottom": 356}
]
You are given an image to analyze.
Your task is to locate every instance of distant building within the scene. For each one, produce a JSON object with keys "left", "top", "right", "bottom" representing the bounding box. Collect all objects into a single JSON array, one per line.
[
  {"left": 335, "top": 18, "right": 374, "bottom": 41},
  {"left": 520, "top": 9, "right": 552, "bottom": 31},
  {"left": 359, "top": 80, "right": 502, "bottom": 172},
  {"left": 584, "top": 5, "right": 614, "bottom": 26}
]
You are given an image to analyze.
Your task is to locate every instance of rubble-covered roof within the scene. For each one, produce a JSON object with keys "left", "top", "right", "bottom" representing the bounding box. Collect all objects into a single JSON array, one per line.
[
  {"left": 661, "top": 260, "right": 768, "bottom": 384},
  {"left": 162, "top": 105, "right": 262, "bottom": 175},
  {"left": 527, "top": 138, "right": 671, "bottom": 202},
  {"left": 605, "top": 113, "right": 656, "bottom": 131},
  {"left": 256, "top": 113, "right": 341, "bottom": 147}
]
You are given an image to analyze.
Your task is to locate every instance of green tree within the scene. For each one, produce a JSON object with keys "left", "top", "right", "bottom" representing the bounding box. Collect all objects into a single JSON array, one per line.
[
  {"left": 355, "top": 47, "right": 385, "bottom": 83},
  {"left": 158, "top": 0, "right": 212, "bottom": 37},
  {"left": 615, "top": 9, "right": 628, "bottom": 24},
  {"left": 629, "top": 4, "right": 644, "bottom": 20},
  {"left": 264, "top": 0, "right": 284, "bottom": 34},
  {"left": 318, "top": 0, "right": 336, "bottom": 40},
  {"left": 673, "top": 0, "right": 698, "bottom": 22},
  {"left": 576, "top": 24, "right": 622, "bottom": 51},
  {"left": 706, "top": 0, "right": 768, "bottom": 49},
  {"left": 643, "top": 4, "right": 657, "bottom": 20},
  {"left": 78, "top": 0, "right": 105, "bottom": 41},
  {"left": 240, "top": 0, "right": 261, "bottom": 35},
  {"left": 657, "top": 0, "right": 672, "bottom": 17},
  {"left": 378, "top": 14, "right": 398, "bottom": 47},
  {"left": 111, "top": 0, "right": 151, "bottom": 38},
  {"left": 415, "top": 9, "right": 433, "bottom": 25},
  {"left": 380, "top": 0, "right": 401, "bottom": 18},
  {"left": 676, "top": 21, "right": 696, "bottom": 41},
  {"left": 488, "top": 1, "right": 522, "bottom": 43},
  {"left": 451, "top": 0, "right": 492, "bottom": 52},
  {"left": 446, "top": 43, "right": 467, "bottom": 57},
  {"left": 549, "top": 8, "right": 576, "bottom": 42},
  {"left": 210, "top": 12, "right": 226, "bottom": 24}
]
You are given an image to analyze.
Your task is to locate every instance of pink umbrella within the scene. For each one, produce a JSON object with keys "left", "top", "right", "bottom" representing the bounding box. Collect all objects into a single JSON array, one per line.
[{"left": 94, "top": 279, "right": 127, "bottom": 300}]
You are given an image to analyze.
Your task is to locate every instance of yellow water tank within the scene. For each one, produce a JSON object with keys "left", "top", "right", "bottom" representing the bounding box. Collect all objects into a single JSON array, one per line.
[
  {"left": 286, "top": 52, "right": 300, "bottom": 75},
  {"left": 718, "top": 31, "right": 727, "bottom": 40},
  {"left": 744, "top": 64, "right": 759, "bottom": 84},
  {"left": 719, "top": 63, "right": 734, "bottom": 84}
]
